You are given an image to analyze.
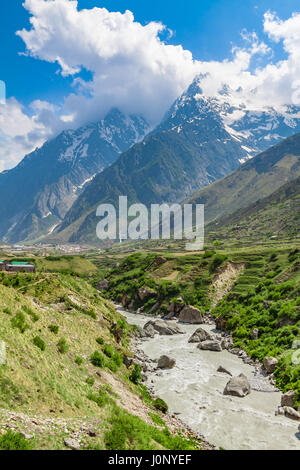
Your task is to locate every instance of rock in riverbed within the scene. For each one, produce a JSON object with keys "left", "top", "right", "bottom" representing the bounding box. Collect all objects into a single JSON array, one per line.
[
  {"left": 178, "top": 306, "right": 203, "bottom": 324},
  {"left": 157, "top": 355, "right": 176, "bottom": 369},
  {"left": 224, "top": 374, "right": 251, "bottom": 397},
  {"left": 198, "top": 340, "right": 222, "bottom": 352},
  {"left": 263, "top": 357, "right": 278, "bottom": 374},
  {"left": 188, "top": 328, "right": 214, "bottom": 343},
  {"left": 217, "top": 365, "right": 232, "bottom": 376},
  {"left": 281, "top": 390, "right": 296, "bottom": 408},
  {"left": 144, "top": 319, "right": 184, "bottom": 336},
  {"left": 276, "top": 406, "right": 300, "bottom": 421}
]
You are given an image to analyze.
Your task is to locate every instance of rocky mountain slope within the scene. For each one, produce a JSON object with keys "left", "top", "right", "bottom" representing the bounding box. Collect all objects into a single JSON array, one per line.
[
  {"left": 54, "top": 77, "right": 300, "bottom": 244},
  {"left": 0, "top": 109, "right": 148, "bottom": 244},
  {"left": 187, "top": 132, "right": 300, "bottom": 225},
  {"left": 207, "top": 176, "right": 300, "bottom": 241}
]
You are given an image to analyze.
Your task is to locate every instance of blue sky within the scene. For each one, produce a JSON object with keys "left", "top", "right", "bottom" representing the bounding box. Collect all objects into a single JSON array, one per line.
[
  {"left": 1, "top": 0, "right": 299, "bottom": 105},
  {"left": 1, "top": 0, "right": 300, "bottom": 170}
]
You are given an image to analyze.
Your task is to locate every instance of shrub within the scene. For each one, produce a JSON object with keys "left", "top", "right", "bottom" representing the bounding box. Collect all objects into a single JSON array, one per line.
[
  {"left": 11, "top": 312, "right": 29, "bottom": 334},
  {"left": 86, "top": 377, "right": 95, "bottom": 386},
  {"left": 129, "top": 364, "right": 142, "bottom": 384},
  {"left": 88, "top": 388, "right": 110, "bottom": 408},
  {"left": 153, "top": 398, "right": 168, "bottom": 414},
  {"left": 96, "top": 337, "right": 104, "bottom": 345},
  {"left": 33, "top": 336, "right": 46, "bottom": 351},
  {"left": 90, "top": 351, "right": 106, "bottom": 368},
  {"left": 0, "top": 431, "right": 33, "bottom": 450},
  {"left": 22, "top": 306, "right": 39, "bottom": 322},
  {"left": 75, "top": 356, "right": 83, "bottom": 366},
  {"left": 48, "top": 324, "right": 59, "bottom": 334},
  {"left": 57, "top": 338, "right": 69, "bottom": 354}
]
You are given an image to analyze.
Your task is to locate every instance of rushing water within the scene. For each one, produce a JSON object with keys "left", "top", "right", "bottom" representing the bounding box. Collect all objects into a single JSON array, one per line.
[{"left": 119, "top": 308, "right": 300, "bottom": 450}]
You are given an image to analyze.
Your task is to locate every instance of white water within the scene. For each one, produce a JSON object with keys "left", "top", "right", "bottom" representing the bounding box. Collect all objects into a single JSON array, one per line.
[{"left": 120, "top": 308, "right": 300, "bottom": 450}]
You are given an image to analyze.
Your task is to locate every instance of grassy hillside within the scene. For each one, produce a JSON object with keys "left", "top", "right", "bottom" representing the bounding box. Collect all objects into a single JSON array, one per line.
[
  {"left": 207, "top": 176, "right": 300, "bottom": 242},
  {"left": 0, "top": 270, "right": 206, "bottom": 450},
  {"left": 187, "top": 133, "right": 300, "bottom": 224},
  {"left": 98, "top": 248, "right": 300, "bottom": 405}
]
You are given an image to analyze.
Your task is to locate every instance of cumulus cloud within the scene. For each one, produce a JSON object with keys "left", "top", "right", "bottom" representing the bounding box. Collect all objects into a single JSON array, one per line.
[
  {"left": 0, "top": 98, "right": 50, "bottom": 171},
  {"left": 1, "top": 1, "right": 300, "bottom": 170}
]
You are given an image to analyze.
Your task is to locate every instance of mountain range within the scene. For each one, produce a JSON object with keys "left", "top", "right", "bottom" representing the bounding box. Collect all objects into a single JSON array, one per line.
[
  {"left": 1, "top": 75, "right": 300, "bottom": 244},
  {"left": 0, "top": 109, "right": 149, "bottom": 243}
]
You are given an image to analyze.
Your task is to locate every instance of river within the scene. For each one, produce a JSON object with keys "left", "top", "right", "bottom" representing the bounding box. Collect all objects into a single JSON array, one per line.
[{"left": 119, "top": 308, "right": 300, "bottom": 450}]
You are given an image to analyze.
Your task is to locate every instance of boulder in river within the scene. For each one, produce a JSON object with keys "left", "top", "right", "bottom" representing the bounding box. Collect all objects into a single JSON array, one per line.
[
  {"left": 217, "top": 365, "right": 232, "bottom": 376},
  {"left": 144, "top": 319, "right": 184, "bottom": 336},
  {"left": 198, "top": 340, "right": 222, "bottom": 352},
  {"left": 188, "top": 327, "right": 214, "bottom": 343},
  {"left": 281, "top": 390, "right": 296, "bottom": 408},
  {"left": 263, "top": 357, "right": 278, "bottom": 374},
  {"left": 224, "top": 373, "right": 251, "bottom": 397},
  {"left": 143, "top": 323, "right": 156, "bottom": 338},
  {"left": 278, "top": 406, "right": 300, "bottom": 421},
  {"left": 178, "top": 305, "right": 203, "bottom": 324},
  {"left": 157, "top": 355, "right": 176, "bottom": 369}
]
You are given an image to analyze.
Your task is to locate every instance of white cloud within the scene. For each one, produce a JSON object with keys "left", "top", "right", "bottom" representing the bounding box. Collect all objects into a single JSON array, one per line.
[
  {"left": 0, "top": 98, "right": 50, "bottom": 171},
  {"left": 1, "top": 1, "right": 300, "bottom": 171}
]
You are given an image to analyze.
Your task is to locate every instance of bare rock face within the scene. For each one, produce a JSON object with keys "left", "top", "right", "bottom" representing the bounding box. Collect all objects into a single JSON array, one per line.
[
  {"left": 138, "top": 286, "right": 156, "bottom": 301},
  {"left": 188, "top": 328, "right": 214, "bottom": 343},
  {"left": 121, "top": 293, "right": 129, "bottom": 308},
  {"left": 281, "top": 390, "right": 296, "bottom": 408},
  {"left": 224, "top": 374, "right": 251, "bottom": 397},
  {"left": 97, "top": 279, "right": 109, "bottom": 291},
  {"left": 178, "top": 306, "right": 203, "bottom": 324},
  {"left": 198, "top": 340, "right": 222, "bottom": 352},
  {"left": 263, "top": 357, "right": 278, "bottom": 374},
  {"left": 144, "top": 319, "right": 184, "bottom": 336},
  {"left": 157, "top": 355, "right": 176, "bottom": 369}
]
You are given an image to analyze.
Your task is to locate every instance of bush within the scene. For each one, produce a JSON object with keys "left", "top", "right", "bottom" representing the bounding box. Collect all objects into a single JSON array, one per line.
[
  {"left": 57, "top": 338, "right": 69, "bottom": 354},
  {"left": 33, "top": 336, "right": 46, "bottom": 351},
  {"left": 96, "top": 337, "right": 104, "bottom": 345},
  {"left": 153, "top": 398, "right": 168, "bottom": 414},
  {"left": 22, "top": 306, "right": 39, "bottom": 322},
  {"left": 90, "top": 351, "right": 106, "bottom": 368},
  {"left": 86, "top": 377, "right": 95, "bottom": 386},
  {"left": 75, "top": 356, "right": 83, "bottom": 366},
  {"left": 129, "top": 364, "right": 142, "bottom": 384},
  {"left": 88, "top": 388, "right": 110, "bottom": 408},
  {"left": 11, "top": 312, "right": 29, "bottom": 334},
  {"left": 48, "top": 324, "right": 59, "bottom": 334},
  {"left": 0, "top": 431, "right": 33, "bottom": 450}
]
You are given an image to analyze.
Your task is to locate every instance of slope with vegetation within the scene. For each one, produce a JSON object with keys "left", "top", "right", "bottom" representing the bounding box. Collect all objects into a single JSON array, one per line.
[
  {"left": 0, "top": 268, "right": 207, "bottom": 450},
  {"left": 187, "top": 132, "right": 300, "bottom": 224},
  {"left": 207, "top": 176, "right": 300, "bottom": 242},
  {"left": 97, "top": 248, "right": 300, "bottom": 406}
]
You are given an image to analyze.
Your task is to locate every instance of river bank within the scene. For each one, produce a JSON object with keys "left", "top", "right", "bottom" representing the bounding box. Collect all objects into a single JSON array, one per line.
[{"left": 118, "top": 307, "right": 300, "bottom": 450}]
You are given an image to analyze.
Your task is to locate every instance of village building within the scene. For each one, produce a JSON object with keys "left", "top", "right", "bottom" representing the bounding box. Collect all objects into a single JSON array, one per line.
[{"left": 2, "top": 261, "right": 35, "bottom": 273}]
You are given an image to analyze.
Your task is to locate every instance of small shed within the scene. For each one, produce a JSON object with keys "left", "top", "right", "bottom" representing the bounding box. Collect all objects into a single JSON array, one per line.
[
  {"left": 5, "top": 261, "right": 35, "bottom": 273},
  {"left": 0, "top": 260, "right": 5, "bottom": 271}
]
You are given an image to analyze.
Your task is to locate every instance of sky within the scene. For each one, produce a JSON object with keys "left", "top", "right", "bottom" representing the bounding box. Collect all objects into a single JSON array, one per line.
[{"left": 0, "top": 0, "right": 300, "bottom": 171}]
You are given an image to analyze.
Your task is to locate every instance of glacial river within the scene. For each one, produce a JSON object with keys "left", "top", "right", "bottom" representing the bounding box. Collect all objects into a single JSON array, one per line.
[{"left": 119, "top": 308, "right": 300, "bottom": 450}]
